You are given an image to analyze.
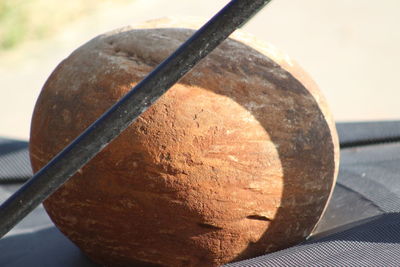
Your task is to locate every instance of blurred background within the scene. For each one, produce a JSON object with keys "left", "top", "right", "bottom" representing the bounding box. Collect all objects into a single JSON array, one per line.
[{"left": 1, "top": 0, "right": 399, "bottom": 139}]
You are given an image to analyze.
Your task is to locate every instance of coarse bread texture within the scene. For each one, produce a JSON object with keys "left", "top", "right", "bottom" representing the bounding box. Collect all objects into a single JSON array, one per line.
[{"left": 29, "top": 19, "right": 339, "bottom": 267}]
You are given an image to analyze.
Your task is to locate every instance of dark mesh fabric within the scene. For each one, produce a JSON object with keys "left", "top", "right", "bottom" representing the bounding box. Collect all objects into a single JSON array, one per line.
[
  {"left": 0, "top": 138, "right": 32, "bottom": 183},
  {"left": 337, "top": 120, "right": 400, "bottom": 147},
  {"left": 226, "top": 213, "right": 400, "bottom": 266},
  {"left": 314, "top": 142, "right": 400, "bottom": 233}
]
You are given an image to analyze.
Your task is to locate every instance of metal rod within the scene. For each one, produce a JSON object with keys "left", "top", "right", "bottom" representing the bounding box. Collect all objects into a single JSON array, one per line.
[{"left": 0, "top": 0, "right": 272, "bottom": 238}]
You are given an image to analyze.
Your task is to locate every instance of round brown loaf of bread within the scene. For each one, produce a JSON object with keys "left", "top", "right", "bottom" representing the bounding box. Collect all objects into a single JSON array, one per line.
[{"left": 29, "top": 20, "right": 339, "bottom": 267}]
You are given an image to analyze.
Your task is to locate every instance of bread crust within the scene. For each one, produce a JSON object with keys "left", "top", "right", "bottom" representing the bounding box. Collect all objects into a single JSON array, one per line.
[{"left": 30, "top": 20, "right": 339, "bottom": 267}]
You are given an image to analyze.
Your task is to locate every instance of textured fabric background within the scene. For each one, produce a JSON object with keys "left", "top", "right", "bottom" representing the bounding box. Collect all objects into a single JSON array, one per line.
[{"left": 0, "top": 138, "right": 31, "bottom": 183}]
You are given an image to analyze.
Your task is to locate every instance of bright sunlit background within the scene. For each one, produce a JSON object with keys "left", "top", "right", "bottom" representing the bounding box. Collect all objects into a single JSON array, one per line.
[{"left": 1, "top": 0, "right": 399, "bottom": 139}]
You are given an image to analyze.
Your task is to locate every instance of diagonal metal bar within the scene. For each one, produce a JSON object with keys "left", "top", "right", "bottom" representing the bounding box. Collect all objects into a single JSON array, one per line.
[{"left": 0, "top": 0, "right": 272, "bottom": 238}]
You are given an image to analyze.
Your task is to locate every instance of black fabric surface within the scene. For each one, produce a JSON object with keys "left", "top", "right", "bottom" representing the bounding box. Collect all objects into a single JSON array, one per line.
[
  {"left": 337, "top": 120, "right": 400, "bottom": 147},
  {"left": 0, "top": 138, "right": 32, "bottom": 183},
  {"left": 314, "top": 142, "right": 400, "bottom": 233},
  {"left": 1, "top": 121, "right": 400, "bottom": 266},
  {"left": 226, "top": 213, "right": 400, "bottom": 267},
  {"left": 0, "top": 227, "right": 97, "bottom": 267}
]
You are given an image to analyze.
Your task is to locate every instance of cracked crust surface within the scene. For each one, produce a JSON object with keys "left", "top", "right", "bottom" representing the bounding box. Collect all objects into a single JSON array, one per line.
[{"left": 29, "top": 20, "right": 339, "bottom": 267}]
